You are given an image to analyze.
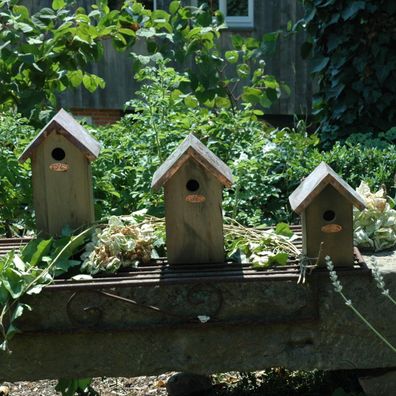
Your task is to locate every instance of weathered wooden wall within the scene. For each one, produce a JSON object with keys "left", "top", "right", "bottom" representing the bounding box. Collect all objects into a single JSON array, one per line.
[{"left": 24, "top": 0, "right": 312, "bottom": 115}]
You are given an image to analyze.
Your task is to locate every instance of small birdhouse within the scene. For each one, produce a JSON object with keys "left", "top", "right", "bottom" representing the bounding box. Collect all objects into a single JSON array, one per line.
[
  {"left": 19, "top": 109, "right": 101, "bottom": 236},
  {"left": 289, "top": 162, "right": 366, "bottom": 266},
  {"left": 151, "top": 134, "right": 233, "bottom": 264}
]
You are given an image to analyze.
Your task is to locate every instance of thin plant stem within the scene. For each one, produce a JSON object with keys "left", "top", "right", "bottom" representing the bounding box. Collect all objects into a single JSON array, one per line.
[
  {"left": 325, "top": 255, "right": 396, "bottom": 354},
  {"left": 339, "top": 290, "right": 396, "bottom": 353}
]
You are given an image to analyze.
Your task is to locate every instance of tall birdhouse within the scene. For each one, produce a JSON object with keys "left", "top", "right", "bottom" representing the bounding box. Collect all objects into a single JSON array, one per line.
[
  {"left": 19, "top": 109, "right": 101, "bottom": 236},
  {"left": 289, "top": 162, "right": 366, "bottom": 266},
  {"left": 151, "top": 134, "right": 233, "bottom": 264}
]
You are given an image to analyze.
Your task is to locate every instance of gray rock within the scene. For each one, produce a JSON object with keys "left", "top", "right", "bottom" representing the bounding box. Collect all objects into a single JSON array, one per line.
[
  {"left": 359, "top": 370, "right": 396, "bottom": 396},
  {"left": 166, "top": 372, "right": 212, "bottom": 396}
]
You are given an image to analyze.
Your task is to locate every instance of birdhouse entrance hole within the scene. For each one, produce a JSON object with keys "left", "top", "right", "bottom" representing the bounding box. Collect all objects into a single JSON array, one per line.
[
  {"left": 186, "top": 179, "right": 200, "bottom": 192},
  {"left": 51, "top": 147, "right": 66, "bottom": 161},
  {"left": 323, "top": 210, "right": 336, "bottom": 222}
]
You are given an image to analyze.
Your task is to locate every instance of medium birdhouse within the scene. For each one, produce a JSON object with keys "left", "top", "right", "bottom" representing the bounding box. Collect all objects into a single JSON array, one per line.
[
  {"left": 151, "top": 134, "right": 233, "bottom": 264},
  {"left": 19, "top": 109, "right": 101, "bottom": 236},
  {"left": 289, "top": 162, "right": 366, "bottom": 267}
]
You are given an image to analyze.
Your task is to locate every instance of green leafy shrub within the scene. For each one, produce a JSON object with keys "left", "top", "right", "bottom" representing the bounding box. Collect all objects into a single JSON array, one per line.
[
  {"left": 301, "top": 0, "right": 396, "bottom": 144},
  {"left": 0, "top": 112, "right": 35, "bottom": 236},
  {"left": 2, "top": 64, "right": 396, "bottom": 236}
]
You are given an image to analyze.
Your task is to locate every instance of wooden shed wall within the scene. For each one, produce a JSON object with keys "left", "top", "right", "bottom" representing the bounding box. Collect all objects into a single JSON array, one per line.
[{"left": 24, "top": 0, "right": 312, "bottom": 116}]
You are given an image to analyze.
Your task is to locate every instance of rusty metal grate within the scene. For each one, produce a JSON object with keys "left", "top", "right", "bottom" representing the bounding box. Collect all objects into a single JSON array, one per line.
[
  {"left": 0, "top": 226, "right": 369, "bottom": 291},
  {"left": 0, "top": 237, "right": 33, "bottom": 257}
]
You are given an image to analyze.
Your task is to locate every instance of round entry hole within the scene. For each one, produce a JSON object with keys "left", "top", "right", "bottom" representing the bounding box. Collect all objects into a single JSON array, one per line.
[
  {"left": 186, "top": 179, "right": 200, "bottom": 192},
  {"left": 323, "top": 210, "right": 336, "bottom": 222},
  {"left": 51, "top": 147, "right": 65, "bottom": 161}
]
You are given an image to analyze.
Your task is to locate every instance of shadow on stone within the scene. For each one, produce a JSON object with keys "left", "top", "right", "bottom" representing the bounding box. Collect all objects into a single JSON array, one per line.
[{"left": 166, "top": 372, "right": 213, "bottom": 396}]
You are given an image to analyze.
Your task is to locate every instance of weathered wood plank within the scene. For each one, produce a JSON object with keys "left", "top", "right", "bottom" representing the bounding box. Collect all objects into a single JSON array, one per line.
[
  {"left": 164, "top": 158, "right": 225, "bottom": 264},
  {"left": 289, "top": 162, "right": 366, "bottom": 215},
  {"left": 33, "top": 131, "right": 95, "bottom": 236},
  {"left": 23, "top": 0, "right": 313, "bottom": 116},
  {"left": 152, "top": 133, "right": 233, "bottom": 190},
  {"left": 19, "top": 109, "right": 101, "bottom": 163}
]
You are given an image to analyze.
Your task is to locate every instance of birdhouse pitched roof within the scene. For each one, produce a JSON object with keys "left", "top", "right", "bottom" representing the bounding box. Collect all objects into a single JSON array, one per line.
[
  {"left": 289, "top": 162, "right": 366, "bottom": 215},
  {"left": 151, "top": 133, "right": 233, "bottom": 191},
  {"left": 19, "top": 108, "right": 101, "bottom": 163}
]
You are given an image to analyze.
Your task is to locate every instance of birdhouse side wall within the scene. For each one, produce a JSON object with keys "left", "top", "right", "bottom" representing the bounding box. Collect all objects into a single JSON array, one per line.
[
  {"left": 32, "top": 131, "right": 94, "bottom": 236},
  {"left": 302, "top": 184, "right": 354, "bottom": 266},
  {"left": 164, "top": 159, "right": 225, "bottom": 264}
]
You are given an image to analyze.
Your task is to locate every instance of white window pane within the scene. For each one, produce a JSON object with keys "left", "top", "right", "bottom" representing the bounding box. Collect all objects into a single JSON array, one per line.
[{"left": 227, "top": 0, "right": 248, "bottom": 16}]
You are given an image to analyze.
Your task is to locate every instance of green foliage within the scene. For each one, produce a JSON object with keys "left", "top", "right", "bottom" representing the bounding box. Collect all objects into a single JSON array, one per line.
[
  {"left": 0, "top": 0, "right": 284, "bottom": 124},
  {"left": 354, "top": 182, "right": 396, "bottom": 251},
  {"left": 55, "top": 378, "right": 98, "bottom": 396},
  {"left": 0, "top": 228, "right": 91, "bottom": 352},
  {"left": 127, "top": 0, "right": 284, "bottom": 112},
  {"left": 2, "top": 63, "right": 396, "bottom": 236},
  {"left": 302, "top": 0, "right": 396, "bottom": 144},
  {"left": 0, "top": 112, "right": 35, "bottom": 237},
  {"left": 0, "top": 0, "right": 137, "bottom": 122}
]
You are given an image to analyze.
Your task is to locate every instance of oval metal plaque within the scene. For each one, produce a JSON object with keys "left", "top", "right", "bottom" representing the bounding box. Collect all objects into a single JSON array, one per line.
[
  {"left": 49, "top": 163, "right": 69, "bottom": 172},
  {"left": 185, "top": 194, "right": 206, "bottom": 203},
  {"left": 321, "top": 224, "right": 343, "bottom": 233}
]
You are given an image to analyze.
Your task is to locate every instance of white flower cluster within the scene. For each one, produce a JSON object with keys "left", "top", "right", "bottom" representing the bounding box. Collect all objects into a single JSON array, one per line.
[
  {"left": 354, "top": 182, "right": 396, "bottom": 251},
  {"left": 81, "top": 216, "right": 153, "bottom": 274}
]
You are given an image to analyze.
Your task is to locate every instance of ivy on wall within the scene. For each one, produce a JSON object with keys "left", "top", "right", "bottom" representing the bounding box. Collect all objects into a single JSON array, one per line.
[{"left": 302, "top": 0, "right": 396, "bottom": 144}]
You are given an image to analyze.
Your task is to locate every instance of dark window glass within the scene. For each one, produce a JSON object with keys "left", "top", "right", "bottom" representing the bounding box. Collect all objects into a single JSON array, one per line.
[
  {"left": 227, "top": 0, "right": 248, "bottom": 16},
  {"left": 198, "top": 0, "right": 219, "bottom": 12},
  {"left": 109, "top": 0, "right": 155, "bottom": 10}
]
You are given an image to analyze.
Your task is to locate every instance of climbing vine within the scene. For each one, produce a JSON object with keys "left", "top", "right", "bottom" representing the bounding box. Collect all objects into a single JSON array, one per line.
[{"left": 301, "top": 0, "right": 396, "bottom": 144}]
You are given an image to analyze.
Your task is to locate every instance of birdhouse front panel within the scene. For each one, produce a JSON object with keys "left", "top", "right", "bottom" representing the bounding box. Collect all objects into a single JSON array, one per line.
[
  {"left": 164, "top": 158, "right": 225, "bottom": 264},
  {"left": 32, "top": 129, "right": 94, "bottom": 236},
  {"left": 302, "top": 184, "right": 354, "bottom": 266}
]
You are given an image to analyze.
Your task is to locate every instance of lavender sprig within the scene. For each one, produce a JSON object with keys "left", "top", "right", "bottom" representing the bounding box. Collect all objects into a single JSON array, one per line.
[
  {"left": 325, "top": 256, "right": 396, "bottom": 353},
  {"left": 370, "top": 256, "right": 396, "bottom": 306}
]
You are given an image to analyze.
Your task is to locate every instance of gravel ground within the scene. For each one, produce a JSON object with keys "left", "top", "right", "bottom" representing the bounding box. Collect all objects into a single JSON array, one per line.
[{"left": 1, "top": 374, "right": 173, "bottom": 396}]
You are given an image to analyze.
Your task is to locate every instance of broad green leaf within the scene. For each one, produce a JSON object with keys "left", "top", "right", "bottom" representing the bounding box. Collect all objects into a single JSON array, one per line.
[
  {"left": 67, "top": 70, "right": 83, "bottom": 88},
  {"left": 12, "top": 5, "right": 30, "bottom": 19},
  {"left": 22, "top": 239, "right": 43, "bottom": 263},
  {"left": 242, "top": 87, "right": 261, "bottom": 104},
  {"left": 225, "top": 50, "right": 239, "bottom": 64},
  {"left": 53, "top": 227, "right": 93, "bottom": 264},
  {"left": 342, "top": 1, "right": 365, "bottom": 20},
  {"left": 30, "top": 239, "right": 53, "bottom": 266},
  {"left": 231, "top": 34, "right": 244, "bottom": 49},
  {"left": 268, "top": 252, "right": 289, "bottom": 266},
  {"left": 17, "top": 23, "right": 34, "bottom": 33},
  {"left": 11, "top": 303, "right": 31, "bottom": 322},
  {"left": 237, "top": 63, "right": 250, "bottom": 79},
  {"left": 311, "top": 57, "right": 329, "bottom": 73},
  {"left": 215, "top": 96, "right": 231, "bottom": 108},
  {"left": 26, "top": 284, "right": 45, "bottom": 295},
  {"left": 184, "top": 95, "right": 199, "bottom": 108},
  {"left": 52, "top": 0, "right": 65, "bottom": 11},
  {"left": 83, "top": 74, "right": 97, "bottom": 93},
  {"left": 275, "top": 223, "right": 293, "bottom": 237},
  {"left": 12, "top": 255, "right": 26, "bottom": 272},
  {"left": 169, "top": 1, "right": 181, "bottom": 14},
  {"left": 2, "top": 268, "right": 24, "bottom": 299},
  {"left": 0, "top": 283, "right": 9, "bottom": 305},
  {"left": 5, "top": 323, "right": 20, "bottom": 338},
  {"left": 119, "top": 28, "right": 136, "bottom": 37}
]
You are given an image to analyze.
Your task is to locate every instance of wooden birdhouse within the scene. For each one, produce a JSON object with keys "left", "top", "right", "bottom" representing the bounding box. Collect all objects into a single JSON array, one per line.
[
  {"left": 151, "top": 134, "right": 233, "bottom": 264},
  {"left": 19, "top": 109, "right": 101, "bottom": 236},
  {"left": 289, "top": 162, "right": 366, "bottom": 267}
]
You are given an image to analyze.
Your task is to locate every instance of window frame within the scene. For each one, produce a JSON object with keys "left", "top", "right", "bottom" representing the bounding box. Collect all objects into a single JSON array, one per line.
[
  {"left": 219, "top": 0, "right": 254, "bottom": 29},
  {"left": 191, "top": 0, "right": 254, "bottom": 29}
]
